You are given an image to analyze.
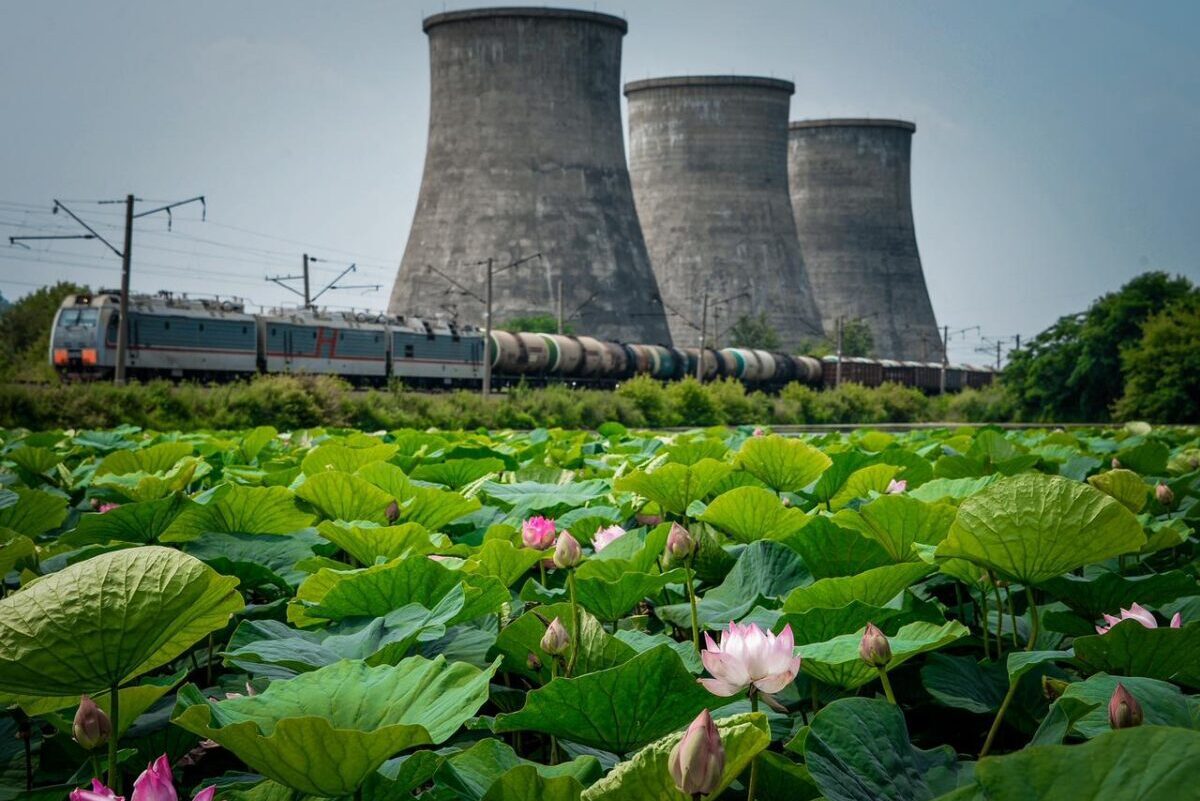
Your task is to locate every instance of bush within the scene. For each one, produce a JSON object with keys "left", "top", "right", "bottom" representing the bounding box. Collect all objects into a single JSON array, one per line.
[
  {"left": 771, "top": 383, "right": 823, "bottom": 424},
  {"left": 816, "top": 383, "right": 886, "bottom": 424},
  {"left": 1116, "top": 297, "right": 1200, "bottom": 423},
  {"left": 667, "top": 378, "right": 725, "bottom": 427},
  {"left": 615, "top": 376, "right": 677, "bottom": 427},
  {"left": 705, "top": 378, "right": 770, "bottom": 425}
]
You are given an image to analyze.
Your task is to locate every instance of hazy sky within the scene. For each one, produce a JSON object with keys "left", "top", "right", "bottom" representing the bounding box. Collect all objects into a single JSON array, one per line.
[{"left": 2, "top": 1, "right": 1197, "bottom": 363}]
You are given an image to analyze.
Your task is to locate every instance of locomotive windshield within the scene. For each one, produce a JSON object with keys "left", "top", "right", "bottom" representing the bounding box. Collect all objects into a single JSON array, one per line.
[{"left": 57, "top": 308, "right": 100, "bottom": 327}]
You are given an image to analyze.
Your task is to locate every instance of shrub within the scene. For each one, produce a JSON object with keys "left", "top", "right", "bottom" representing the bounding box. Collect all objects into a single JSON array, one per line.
[
  {"left": 615, "top": 375, "right": 677, "bottom": 427},
  {"left": 667, "top": 378, "right": 724, "bottom": 427},
  {"left": 771, "top": 383, "right": 823, "bottom": 424},
  {"left": 816, "top": 383, "right": 886, "bottom": 424}
]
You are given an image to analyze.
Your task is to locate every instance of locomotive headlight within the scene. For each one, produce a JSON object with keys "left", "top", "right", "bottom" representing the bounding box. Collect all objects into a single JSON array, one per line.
[
  {"left": 81, "top": 348, "right": 98, "bottom": 365},
  {"left": 53, "top": 349, "right": 69, "bottom": 365}
]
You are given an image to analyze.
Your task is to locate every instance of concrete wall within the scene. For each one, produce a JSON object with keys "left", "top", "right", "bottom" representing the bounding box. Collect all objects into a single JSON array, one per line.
[
  {"left": 625, "top": 76, "right": 824, "bottom": 352},
  {"left": 389, "top": 7, "right": 672, "bottom": 345},
  {"left": 787, "top": 119, "right": 943, "bottom": 361}
]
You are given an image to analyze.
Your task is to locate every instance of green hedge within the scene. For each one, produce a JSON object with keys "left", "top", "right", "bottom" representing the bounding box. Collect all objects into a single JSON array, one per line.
[{"left": 0, "top": 374, "right": 1016, "bottom": 431}]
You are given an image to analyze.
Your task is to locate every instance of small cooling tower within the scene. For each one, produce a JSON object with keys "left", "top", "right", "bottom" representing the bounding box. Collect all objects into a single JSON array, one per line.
[
  {"left": 390, "top": 7, "right": 672, "bottom": 344},
  {"left": 625, "top": 76, "right": 825, "bottom": 352},
  {"left": 787, "top": 119, "right": 942, "bottom": 361}
]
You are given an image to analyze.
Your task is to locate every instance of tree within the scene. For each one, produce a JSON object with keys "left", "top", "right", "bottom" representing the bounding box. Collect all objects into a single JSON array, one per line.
[
  {"left": 1115, "top": 296, "right": 1200, "bottom": 423},
  {"left": 838, "top": 319, "right": 875, "bottom": 358},
  {"left": 726, "top": 314, "right": 780, "bottom": 350},
  {"left": 501, "top": 314, "right": 571, "bottom": 335},
  {"left": 0, "top": 281, "right": 87, "bottom": 382}
]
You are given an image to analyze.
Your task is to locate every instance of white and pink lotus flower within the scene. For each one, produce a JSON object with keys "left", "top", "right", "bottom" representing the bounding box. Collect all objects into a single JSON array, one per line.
[
  {"left": 1095, "top": 602, "right": 1182, "bottom": 635},
  {"left": 698, "top": 621, "right": 801, "bottom": 697}
]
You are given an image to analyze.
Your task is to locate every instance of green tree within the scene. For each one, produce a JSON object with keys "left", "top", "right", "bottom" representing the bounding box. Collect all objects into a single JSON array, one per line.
[
  {"left": 1115, "top": 296, "right": 1200, "bottom": 423},
  {"left": 0, "top": 281, "right": 87, "bottom": 382},
  {"left": 727, "top": 313, "right": 781, "bottom": 350},
  {"left": 501, "top": 314, "right": 570, "bottom": 335},
  {"left": 837, "top": 319, "right": 875, "bottom": 358}
]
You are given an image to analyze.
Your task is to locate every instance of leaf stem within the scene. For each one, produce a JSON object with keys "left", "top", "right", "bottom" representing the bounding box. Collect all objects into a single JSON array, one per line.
[
  {"left": 206, "top": 633, "right": 214, "bottom": 686},
  {"left": 567, "top": 570, "right": 580, "bottom": 675},
  {"left": 979, "top": 585, "right": 991, "bottom": 661},
  {"left": 1007, "top": 588, "right": 1019, "bottom": 648},
  {"left": 980, "top": 677, "right": 1018, "bottom": 757},
  {"left": 747, "top": 689, "right": 760, "bottom": 801},
  {"left": 108, "top": 683, "right": 120, "bottom": 792},
  {"left": 878, "top": 668, "right": 896, "bottom": 704},
  {"left": 991, "top": 580, "right": 1005, "bottom": 659},
  {"left": 685, "top": 562, "right": 700, "bottom": 656},
  {"left": 1024, "top": 585, "right": 1040, "bottom": 651}
]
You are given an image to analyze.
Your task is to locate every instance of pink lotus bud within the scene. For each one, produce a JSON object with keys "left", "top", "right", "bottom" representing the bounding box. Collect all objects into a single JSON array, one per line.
[
  {"left": 1109, "top": 683, "right": 1143, "bottom": 729},
  {"left": 194, "top": 788, "right": 216, "bottom": 801},
  {"left": 553, "top": 531, "right": 582, "bottom": 569},
  {"left": 1170, "top": 612, "right": 1182, "bottom": 628},
  {"left": 521, "top": 516, "right": 557, "bottom": 550},
  {"left": 668, "top": 709, "right": 725, "bottom": 797},
  {"left": 540, "top": 617, "right": 571, "bottom": 656},
  {"left": 526, "top": 651, "right": 542, "bottom": 671},
  {"left": 592, "top": 525, "right": 626, "bottom": 553},
  {"left": 886, "top": 479, "right": 907, "bottom": 494},
  {"left": 69, "top": 779, "right": 121, "bottom": 801},
  {"left": 385, "top": 499, "right": 400, "bottom": 523},
  {"left": 1111, "top": 458, "right": 1121, "bottom": 469},
  {"left": 1155, "top": 483, "right": 1174, "bottom": 506},
  {"left": 858, "top": 622, "right": 892, "bottom": 668},
  {"left": 752, "top": 427, "right": 766, "bottom": 438},
  {"left": 635, "top": 513, "right": 663, "bottom": 527},
  {"left": 72, "top": 694, "right": 111, "bottom": 751},
  {"left": 699, "top": 622, "right": 801, "bottom": 696},
  {"left": 666, "top": 522, "right": 695, "bottom": 561},
  {"left": 97, "top": 502, "right": 121, "bottom": 514},
  {"left": 132, "top": 754, "right": 177, "bottom": 801}
]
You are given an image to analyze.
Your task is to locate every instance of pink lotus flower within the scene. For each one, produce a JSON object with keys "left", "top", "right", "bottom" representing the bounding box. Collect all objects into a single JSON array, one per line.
[
  {"left": 98, "top": 502, "right": 121, "bottom": 514},
  {"left": 699, "top": 622, "right": 801, "bottom": 697},
  {"left": 521, "top": 516, "right": 557, "bottom": 550},
  {"left": 668, "top": 709, "right": 725, "bottom": 797},
  {"left": 553, "top": 531, "right": 582, "bottom": 569},
  {"left": 886, "top": 479, "right": 907, "bottom": 494},
  {"left": 752, "top": 427, "right": 766, "bottom": 438},
  {"left": 71, "top": 754, "right": 217, "bottom": 801},
  {"left": 635, "top": 513, "right": 662, "bottom": 527},
  {"left": 591, "top": 525, "right": 626, "bottom": 552},
  {"left": 1095, "top": 602, "right": 1182, "bottom": 635}
]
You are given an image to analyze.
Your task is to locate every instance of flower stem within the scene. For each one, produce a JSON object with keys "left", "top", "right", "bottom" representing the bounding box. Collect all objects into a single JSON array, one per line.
[
  {"left": 685, "top": 562, "right": 700, "bottom": 656},
  {"left": 1025, "top": 586, "right": 1040, "bottom": 652},
  {"left": 980, "top": 586, "right": 991, "bottom": 661},
  {"left": 1006, "top": 588, "right": 1019, "bottom": 648},
  {"left": 91, "top": 754, "right": 103, "bottom": 783},
  {"left": 567, "top": 570, "right": 580, "bottom": 675},
  {"left": 539, "top": 562, "right": 546, "bottom": 587},
  {"left": 206, "top": 633, "right": 214, "bottom": 686},
  {"left": 991, "top": 581, "right": 1004, "bottom": 659},
  {"left": 747, "top": 690, "right": 760, "bottom": 801},
  {"left": 980, "top": 678, "right": 1019, "bottom": 757},
  {"left": 108, "top": 683, "right": 120, "bottom": 792},
  {"left": 878, "top": 668, "right": 896, "bottom": 704}
]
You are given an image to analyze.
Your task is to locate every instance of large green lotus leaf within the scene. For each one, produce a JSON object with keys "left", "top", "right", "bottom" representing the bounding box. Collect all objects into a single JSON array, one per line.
[
  {"left": 237, "top": 425, "right": 279, "bottom": 463},
  {"left": 491, "top": 602, "right": 636, "bottom": 683},
  {"left": 183, "top": 529, "right": 329, "bottom": 590},
  {"left": 572, "top": 567, "right": 687, "bottom": 623},
  {"left": 435, "top": 738, "right": 599, "bottom": 801},
  {"left": 614, "top": 459, "right": 733, "bottom": 516},
  {"left": 920, "top": 653, "right": 1009, "bottom": 714},
  {"left": 781, "top": 563, "right": 932, "bottom": 613},
  {"left": 95, "top": 441, "right": 193, "bottom": 476},
  {"left": 614, "top": 630, "right": 703, "bottom": 674},
  {"left": 658, "top": 540, "right": 811, "bottom": 629},
  {"left": 480, "top": 479, "right": 611, "bottom": 517},
  {"left": 0, "top": 487, "right": 68, "bottom": 538},
  {"left": 355, "top": 461, "right": 413, "bottom": 501},
  {"left": 411, "top": 458, "right": 506, "bottom": 489},
  {"left": 1140, "top": 518, "right": 1191, "bottom": 555},
  {"left": 227, "top": 588, "right": 464, "bottom": 678},
  {"left": 1040, "top": 570, "right": 1198, "bottom": 620},
  {"left": 1056, "top": 673, "right": 1197, "bottom": 738},
  {"left": 300, "top": 441, "right": 399, "bottom": 476},
  {"left": 959, "top": 726, "right": 1200, "bottom": 800},
  {"left": 785, "top": 516, "right": 894, "bottom": 578},
  {"left": 394, "top": 485, "right": 481, "bottom": 531},
  {"left": 935, "top": 474, "right": 1145, "bottom": 584},
  {"left": 663, "top": 438, "right": 729, "bottom": 466},
  {"left": 578, "top": 713, "right": 770, "bottom": 801},
  {"left": 1086, "top": 469, "right": 1148, "bottom": 513},
  {"left": 0, "top": 546, "right": 243, "bottom": 696},
  {"left": 161, "top": 484, "right": 315, "bottom": 541},
  {"left": 779, "top": 594, "right": 931, "bottom": 647},
  {"left": 317, "top": 520, "right": 448, "bottom": 566},
  {"left": 811, "top": 451, "right": 878, "bottom": 505},
  {"left": 6, "top": 445, "right": 63, "bottom": 476},
  {"left": 907, "top": 475, "right": 1000, "bottom": 503},
  {"left": 735, "top": 435, "right": 831, "bottom": 494},
  {"left": 464, "top": 540, "right": 543, "bottom": 587},
  {"left": 480, "top": 765, "right": 584, "bottom": 801},
  {"left": 290, "top": 556, "right": 507, "bottom": 628},
  {"left": 0, "top": 528, "right": 36, "bottom": 576},
  {"left": 797, "top": 620, "right": 968, "bottom": 690},
  {"left": 494, "top": 645, "right": 715, "bottom": 753},
  {"left": 172, "top": 656, "right": 499, "bottom": 796},
  {"left": 296, "top": 471, "right": 395, "bottom": 524},
  {"left": 698, "top": 486, "right": 812, "bottom": 543},
  {"left": 1073, "top": 620, "right": 1200, "bottom": 686},
  {"left": 0, "top": 669, "right": 185, "bottom": 736},
  {"left": 60, "top": 493, "right": 188, "bottom": 546},
  {"left": 832, "top": 495, "right": 956, "bottom": 563},
  {"left": 91, "top": 456, "right": 203, "bottom": 502},
  {"left": 1114, "top": 440, "right": 1170, "bottom": 476},
  {"left": 802, "top": 697, "right": 961, "bottom": 801},
  {"left": 829, "top": 464, "right": 901, "bottom": 511}
]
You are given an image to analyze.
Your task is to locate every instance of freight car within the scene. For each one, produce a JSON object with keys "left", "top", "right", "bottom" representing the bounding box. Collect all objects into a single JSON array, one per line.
[{"left": 50, "top": 291, "right": 994, "bottom": 392}]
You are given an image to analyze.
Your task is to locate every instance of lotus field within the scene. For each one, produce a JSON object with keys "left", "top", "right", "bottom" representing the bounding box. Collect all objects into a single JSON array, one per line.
[{"left": 2, "top": 422, "right": 1200, "bottom": 800}]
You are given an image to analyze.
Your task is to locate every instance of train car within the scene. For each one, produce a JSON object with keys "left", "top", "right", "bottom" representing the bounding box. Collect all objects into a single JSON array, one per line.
[
  {"left": 820, "top": 356, "right": 884, "bottom": 387},
  {"left": 392, "top": 317, "right": 483, "bottom": 386},
  {"left": 260, "top": 309, "right": 389, "bottom": 383},
  {"left": 965, "top": 365, "right": 996, "bottom": 389},
  {"left": 880, "top": 359, "right": 911, "bottom": 386}
]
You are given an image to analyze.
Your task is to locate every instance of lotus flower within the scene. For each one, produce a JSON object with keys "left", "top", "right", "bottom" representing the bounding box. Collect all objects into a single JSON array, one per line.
[
  {"left": 1155, "top": 483, "right": 1174, "bottom": 506},
  {"left": 699, "top": 622, "right": 801, "bottom": 697},
  {"left": 858, "top": 622, "right": 892, "bottom": 668},
  {"left": 666, "top": 522, "right": 695, "bottom": 561},
  {"left": 1108, "top": 683, "right": 1143, "bottom": 729},
  {"left": 886, "top": 479, "right": 907, "bottom": 494},
  {"left": 635, "top": 513, "right": 663, "bottom": 527},
  {"left": 97, "top": 502, "right": 121, "bottom": 514},
  {"left": 752, "top": 427, "right": 766, "bottom": 438},
  {"left": 592, "top": 525, "right": 626, "bottom": 552},
  {"left": 521, "top": 516, "right": 557, "bottom": 550},
  {"left": 1095, "top": 603, "right": 1182, "bottom": 635},
  {"left": 70, "top": 754, "right": 217, "bottom": 801},
  {"left": 553, "top": 531, "right": 582, "bottom": 569},
  {"left": 668, "top": 709, "right": 725, "bottom": 797},
  {"left": 73, "top": 694, "right": 111, "bottom": 750},
  {"left": 541, "top": 617, "right": 571, "bottom": 656}
]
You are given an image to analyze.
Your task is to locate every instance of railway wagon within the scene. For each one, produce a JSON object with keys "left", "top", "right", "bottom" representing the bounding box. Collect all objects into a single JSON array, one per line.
[{"left": 260, "top": 310, "right": 389, "bottom": 382}]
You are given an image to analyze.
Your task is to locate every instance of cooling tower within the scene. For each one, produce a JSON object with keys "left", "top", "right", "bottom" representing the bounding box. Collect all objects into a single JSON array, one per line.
[
  {"left": 390, "top": 7, "right": 672, "bottom": 345},
  {"left": 787, "top": 119, "right": 942, "bottom": 361},
  {"left": 624, "top": 76, "right": 825, "bottom": 352}
]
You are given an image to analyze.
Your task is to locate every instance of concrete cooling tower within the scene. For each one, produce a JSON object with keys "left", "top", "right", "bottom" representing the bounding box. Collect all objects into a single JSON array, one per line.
[
  {"left": 787, "top": 119, "right": 942, "bottom": 361},
  {"left": 625, "top": 76, "right": 825, "bottom": 352},
  {"left": 390, "top": 7, "right": 672, "bottom": 345}
]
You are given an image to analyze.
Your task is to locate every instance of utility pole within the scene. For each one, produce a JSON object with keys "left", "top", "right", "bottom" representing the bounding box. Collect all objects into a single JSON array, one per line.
[
  {"left": 115, "top": 195, "right": 134, "bottom": 385},
  {"left": 696, "top": 291, "right": 709, "bottom": 381},
  {"left": 483, "top": 257, "right": 494, "bottom": 397},
  {"left": 302, "top": 254, "right": 312, "bottom": 308},
  {"left": 267, "top": 257, "right": 376, "bottom": 311},
  {"left": 835, "top": 316, "right": 844, "bottom": 388},
  {"left": 940, "top": 324, "right": 949, "bottom": 395}
]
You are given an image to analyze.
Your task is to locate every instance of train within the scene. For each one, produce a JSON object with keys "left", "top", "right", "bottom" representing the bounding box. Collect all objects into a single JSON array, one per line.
[{"left": 49, "top": 290, "right": 996, "bottom": 392}]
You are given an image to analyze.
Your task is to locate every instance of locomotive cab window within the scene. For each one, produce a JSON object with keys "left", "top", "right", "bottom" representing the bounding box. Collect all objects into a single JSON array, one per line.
[{"left": 404, "top": 344, "right": 414, "bottom": 359}]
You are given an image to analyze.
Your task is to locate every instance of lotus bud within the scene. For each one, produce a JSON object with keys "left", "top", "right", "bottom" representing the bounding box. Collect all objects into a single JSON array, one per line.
[
  {"left": 72, "top": 694, "right": 111, "bottom": 751},
  {"left": 1155, "top": 483, "right": 1174, "bottom": 507},
  {"left": 69, "top": 779, "right": 121, "bottom": 801},
  {"left": 1042, "top": 676, "right": 1070, "bottom": 701},
  {"left": 541, "top": 617, "right": 571, "bottom": 656},
  {"left": 858, "top": 622, "right": 892, "bottom": 668},
  {"left": 668, "top": 708, "right": 725, "bottom": 797},
  {"left": 1108, "top": 683, "right": 1143, "bottom": 729},
  {"left": 97, "top": 502, "right": 120, "bottom": 514},
  {"left": 781, "top": 496, "right": 791, "bottom": 507},
  {"left": 635, "top": 513, "right": 663, "bottom": 527},
  {"left": 132, "top": 754, "right": 177, "bottom": 801},
  {"left": 752, "top": 427, "right": 766, "bottom": 438},
  {"left": 666, "top": 523, "right": 695, "bottom": 562},
  {"left": 526, "top": 651, "right": 542, "bottom": 671},
  {"left": 90, "top": 497, "right": 102, "bottom": 510},
  {"left": 886, "top": 479, "right": 907, "bottom": 494},
  {"left": 1170, "top": 612, "right": 1183, "bottom": 628},
  {"left": 385, "top": 499, "right": 400, "bottom": 523},
  {"left": 521, "top": 515, "right": 557, "bottom": 550},
  {"left": 1111, "top": 458, "right": 1121, "bottom": 469},
  {"left": 553, "top": 531, "right": 582, "bottom": 569}
]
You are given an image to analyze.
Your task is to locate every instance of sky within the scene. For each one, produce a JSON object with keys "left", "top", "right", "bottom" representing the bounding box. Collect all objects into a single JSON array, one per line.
[{"left": 1, "top": 0, "right": 1197, "bottom": 364}]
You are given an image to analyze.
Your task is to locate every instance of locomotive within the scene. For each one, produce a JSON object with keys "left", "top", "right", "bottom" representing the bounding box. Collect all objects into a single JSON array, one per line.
[{"left": 49, "top": 291, "right": 995, "bottom": 392}]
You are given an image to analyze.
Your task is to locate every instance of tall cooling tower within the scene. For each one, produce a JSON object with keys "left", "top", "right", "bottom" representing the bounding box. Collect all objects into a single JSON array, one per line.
[
  {"left": 624, "top": 76, "right": 825, "bottom": 352},
  {"left": 787, "top": 119, "right": 942, "bottom": 361},
  {"left": 390, "top": 7, "right": 672, "bottom": 345}
]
